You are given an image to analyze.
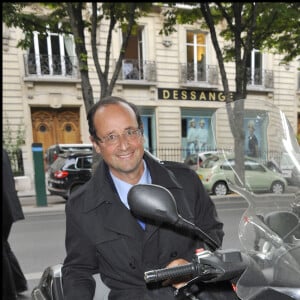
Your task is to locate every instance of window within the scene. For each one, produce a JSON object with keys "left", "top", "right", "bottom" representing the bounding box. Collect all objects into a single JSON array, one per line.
[
  {"left": 27, "top": 27, "right": 76, "bottom": 77},
  {"left": 122, "top": 26, "right": 144, "bottom": 80},
  {"left": 186, "top": 31, "right": 207, "bottom": 82},
  {"left": 139, "top": 108, "right": 156, "bottom": 152},
  {"left": 246, "top": 49, "right": 262, "bottom": 85},
  {"left": 181, "top": 108, "right": 215, "bottom": 160}
]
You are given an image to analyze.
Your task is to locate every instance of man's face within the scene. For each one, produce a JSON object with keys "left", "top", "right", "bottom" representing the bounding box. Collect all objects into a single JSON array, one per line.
[
  {"left": 248, "top": 126, "right": 255, "bottom": 135},
  {"left": 91, "top": 103, "right": 145, "bottom": 183}
]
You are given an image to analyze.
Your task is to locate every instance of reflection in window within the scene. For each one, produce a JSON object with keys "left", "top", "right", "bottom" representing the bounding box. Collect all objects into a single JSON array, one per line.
[{"left": 186, "top": 31, "right": 206, "bottom": 82}]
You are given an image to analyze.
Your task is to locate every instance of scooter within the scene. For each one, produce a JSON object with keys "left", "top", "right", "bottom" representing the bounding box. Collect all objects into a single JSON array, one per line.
[
  {"left": 32, "top": 98, "right": 300, "bottom": 299},
  {"left": 128, "top": 183, "right": 300, "bottom": 300}
]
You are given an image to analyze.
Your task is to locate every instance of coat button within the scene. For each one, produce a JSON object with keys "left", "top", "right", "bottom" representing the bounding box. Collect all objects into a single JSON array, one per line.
[
  {"left": 129, "top": 262, "right": 136, "bottom": 269},
  {"left": 170, "top": 251, "right": 178, "bottom": 258}
]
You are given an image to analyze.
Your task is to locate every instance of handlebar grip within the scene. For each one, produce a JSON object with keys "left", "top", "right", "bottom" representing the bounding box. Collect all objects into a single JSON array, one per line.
[{"left": 144, "top": 262, "right": 197, "bottom": 283}]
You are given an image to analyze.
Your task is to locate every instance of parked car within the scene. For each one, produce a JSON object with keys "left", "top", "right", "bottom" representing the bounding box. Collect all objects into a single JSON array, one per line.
[
  {"left": 184, "top": 151, "right": 218, "bottom": 170},
  {"left": 279, "top": 152, "right": 300, "bottom": 186},
  {"left": 196, "top": 154, "right": 287, "bottom": 196},
  {"left": 45, "top": 143, "right": 93, "bottom": 168},
  {"left": 47, "top": 152, "right": 92, "bottom": 200}
]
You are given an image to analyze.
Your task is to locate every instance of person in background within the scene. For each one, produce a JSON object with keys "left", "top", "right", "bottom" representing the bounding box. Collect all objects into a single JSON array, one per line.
[
  {"left": 62, "top": 96, "right": 239, "bottom": 300},
  {"left": 247, "top": 120, "right": 259, "bottom": 157},
  {"left": 2, "top": 148, "right": 28, "bottom": 300}
]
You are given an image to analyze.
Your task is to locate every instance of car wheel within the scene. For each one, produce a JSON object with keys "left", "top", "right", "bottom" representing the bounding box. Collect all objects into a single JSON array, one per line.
[
  {"left": 271, "top": 181, "right": 285, "bottom": 194},
  {"left": 212, "top": 181, "right": 228, "bottom": 196}
]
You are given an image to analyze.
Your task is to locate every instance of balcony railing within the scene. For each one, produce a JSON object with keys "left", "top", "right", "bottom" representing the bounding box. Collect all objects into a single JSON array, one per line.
[
  {"left": 247, "top": 68, "right": 274, "bottom": 89},
  {"left": 24, "top": 54, "right": 79, "bottom": 78},
  {"left": 119, "top": 59, "right": 156, "bottom": 82},
  {"left": 180, "top": 63, "right": 219, "bottom": 85}
]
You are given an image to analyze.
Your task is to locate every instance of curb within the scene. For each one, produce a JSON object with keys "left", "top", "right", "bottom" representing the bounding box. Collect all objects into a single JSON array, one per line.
[{"left": 19, "top": 193, "right": 66, "bottom": 215}]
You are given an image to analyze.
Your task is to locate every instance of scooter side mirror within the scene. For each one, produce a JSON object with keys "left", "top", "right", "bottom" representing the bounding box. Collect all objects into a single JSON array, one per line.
[
  {"left": 128, "top": 184, "right": 220, "bottom": 251},
  {"left": 128, "top": 184, "right": 180, "bottom": 224}
]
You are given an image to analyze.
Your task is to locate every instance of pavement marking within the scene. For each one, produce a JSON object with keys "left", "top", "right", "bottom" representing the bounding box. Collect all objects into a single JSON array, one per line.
[{"left": 25, "top": 272, "right": 43, "bottom": 280}]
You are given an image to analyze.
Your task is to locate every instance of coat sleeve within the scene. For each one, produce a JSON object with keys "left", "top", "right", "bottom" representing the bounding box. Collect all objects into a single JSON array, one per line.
[{"left": 62, "top": 199, "right": 97, "bottom": 300}]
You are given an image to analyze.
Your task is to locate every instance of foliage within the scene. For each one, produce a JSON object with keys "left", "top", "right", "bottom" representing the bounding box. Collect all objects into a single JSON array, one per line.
[
  {"left": 2, "top": 2, "right": 152, "bottom": 112},
  {"left": 161, "top": 3, "right": 300, "bottom": 64},
  {"left": 160, "top": 2, "right": 300, "bottom": 183},
  {"left": 2, "top": 118, "right": 26, "bottom": 153}
]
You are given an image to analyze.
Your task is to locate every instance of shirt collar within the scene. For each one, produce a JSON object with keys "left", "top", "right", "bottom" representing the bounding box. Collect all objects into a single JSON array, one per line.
[{"left": 110, "top": 160, "right": 152, "bottom": 208}]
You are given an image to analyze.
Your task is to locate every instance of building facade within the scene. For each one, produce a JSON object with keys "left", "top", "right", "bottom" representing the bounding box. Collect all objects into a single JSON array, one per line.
[{"left": 2, "top": 5, "right": 300, "bottom": 192}]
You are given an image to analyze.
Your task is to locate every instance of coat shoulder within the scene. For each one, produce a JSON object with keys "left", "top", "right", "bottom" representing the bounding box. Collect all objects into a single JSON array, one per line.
[{"left": 162, "top": 160, "right": 194, "bottom": 173}]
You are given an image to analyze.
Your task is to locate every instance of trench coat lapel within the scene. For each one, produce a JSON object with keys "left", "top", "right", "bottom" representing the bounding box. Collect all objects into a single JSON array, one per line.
[
  {"left": 82, "top": 163, "right": 144, "bottom": 239},
  {"left": 142, "top": 154, "right": 184, "bottom": 242},
  {"left": 102, "top": 191, "right": 145, "bottom": 238},
  {"left": 82, "top": 153, "right": 184, "bottom": 241}
]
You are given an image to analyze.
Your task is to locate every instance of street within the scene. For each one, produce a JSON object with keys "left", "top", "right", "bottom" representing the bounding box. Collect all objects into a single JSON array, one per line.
[
  {"left": 9, "top": 186, "right": 300, "bottom": 300},
  {"left": 9, "top": 194, "right": 246, "bottom": 299},
  {"left": 9, "top": 189, "right": 298, "bottom": 299}
]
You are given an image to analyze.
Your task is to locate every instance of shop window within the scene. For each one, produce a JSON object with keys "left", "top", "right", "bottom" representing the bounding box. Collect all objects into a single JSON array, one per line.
[
  {"left": 181, "top": 109, "right": 215, "bottom": 160},
  {"left": 139, "top": 107, "right": 156, "bottom": 153}
]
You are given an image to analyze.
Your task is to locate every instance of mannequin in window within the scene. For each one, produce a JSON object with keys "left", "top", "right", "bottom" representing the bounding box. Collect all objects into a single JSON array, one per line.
[
  {"left": 197, "top": 119, "right": 208, "bottom": 151},
  {"left": 187, "top": 119, "right": 198, "bottom": 155},
  {"left": 247, "top": 120, "right": 259, "bottom": 157}
]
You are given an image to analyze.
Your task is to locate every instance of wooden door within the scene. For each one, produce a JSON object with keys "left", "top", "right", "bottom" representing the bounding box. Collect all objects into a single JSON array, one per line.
[{"left": 31, "top": 107, "right": 81, "bottom": 155}]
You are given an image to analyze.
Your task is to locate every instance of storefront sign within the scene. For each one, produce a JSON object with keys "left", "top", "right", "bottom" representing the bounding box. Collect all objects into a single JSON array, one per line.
[{"left": 158, "top": 88, "right": 233, "bottom": 102}]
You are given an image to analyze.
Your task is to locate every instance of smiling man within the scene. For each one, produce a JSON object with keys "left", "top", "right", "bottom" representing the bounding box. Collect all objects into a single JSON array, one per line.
[{"left": 61, "top": 96, "right": 237, "bottom": 300}]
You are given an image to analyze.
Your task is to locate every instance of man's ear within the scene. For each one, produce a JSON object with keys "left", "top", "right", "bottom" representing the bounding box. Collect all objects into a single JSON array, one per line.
[{"left": 90, "top": 136, "right": 101, "bottom": 154}]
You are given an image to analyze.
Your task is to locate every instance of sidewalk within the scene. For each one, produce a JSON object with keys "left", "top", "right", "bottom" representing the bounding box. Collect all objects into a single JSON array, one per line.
[{"left": 18, "top": 190, "right": 66, "bottom": 215}]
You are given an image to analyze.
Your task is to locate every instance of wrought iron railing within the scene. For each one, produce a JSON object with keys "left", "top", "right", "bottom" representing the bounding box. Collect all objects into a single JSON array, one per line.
[
  {"left": 246, "top": 68, "right": 274, "bottom": 88},
  {"left": 180, "top": 64, "right": 219, "bottom": 85},
  {"left": 119, "top": 59, "right": 156, "bottom": 81},
  {"left": 24, "top": 54, "right": 79, "bottom": 78}
]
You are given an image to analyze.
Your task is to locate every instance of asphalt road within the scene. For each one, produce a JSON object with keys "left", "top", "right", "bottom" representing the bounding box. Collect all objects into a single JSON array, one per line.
[{"left": 10, "top": 187, "right": 298, "bottom": 299}]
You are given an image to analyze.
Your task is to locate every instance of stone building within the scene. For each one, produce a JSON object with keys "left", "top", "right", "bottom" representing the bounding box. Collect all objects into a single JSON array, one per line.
[{"left": 2, "top": 4, "right": 300, "bottom": 192}]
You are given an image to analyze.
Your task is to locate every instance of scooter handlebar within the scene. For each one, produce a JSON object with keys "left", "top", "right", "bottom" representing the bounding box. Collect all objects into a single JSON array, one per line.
[{"left": 144, "top": 262, "right": 198, "bottom": 283}]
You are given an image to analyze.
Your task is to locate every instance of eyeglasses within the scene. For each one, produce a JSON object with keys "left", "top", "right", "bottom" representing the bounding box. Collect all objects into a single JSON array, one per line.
[{"left": 97, "top": 128, "right": 143, "bottom": 146}]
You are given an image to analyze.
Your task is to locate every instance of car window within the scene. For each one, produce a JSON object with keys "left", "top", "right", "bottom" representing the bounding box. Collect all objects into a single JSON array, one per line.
[
  {"left": 50, "top": 157, "right": 67, "bottom": 170},
  {"left": 76, "top": 156, "right": 92, "bottom": 169},
  {"left": 221, "top": 160, "right": 232, "bottom": 170},
  {"left": 245, "top": 159, "right": 265, "bottom": 172},
  {"left": 201, "top": 155, "right": 220, "bottom": 168}
]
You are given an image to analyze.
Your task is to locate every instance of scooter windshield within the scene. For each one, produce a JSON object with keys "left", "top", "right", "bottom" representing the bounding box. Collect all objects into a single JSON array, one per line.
[{"left": 210, "top": 99, "right": 300, "bottom": 299}]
